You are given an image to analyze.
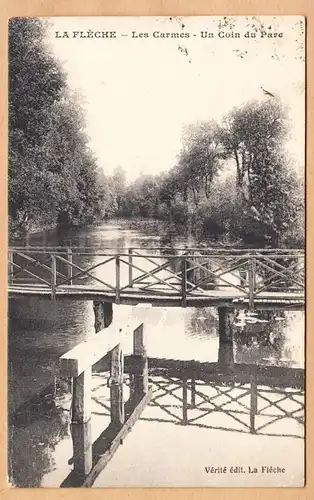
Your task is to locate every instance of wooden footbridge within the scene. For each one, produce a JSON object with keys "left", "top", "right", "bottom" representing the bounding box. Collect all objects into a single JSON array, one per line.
[{"left": 8, "top": 246, "right": 305, "bottom": 310}]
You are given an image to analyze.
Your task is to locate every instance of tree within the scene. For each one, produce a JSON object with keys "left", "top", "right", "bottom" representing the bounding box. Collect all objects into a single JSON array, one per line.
[
  {"left": 8, "top": 17, "right": 106, "bottom": 234},
  {"left": 177, "top": 122, "right": 222, "bottom": 204},
  {"left": 218, "top": 99, "right": 288, "bottom": 189},
  {"left": 218, "top": 98, "right": 300, "bottom": 245},
  {"left": 122, "top": 174, "right": 163, "bottom": 217}
]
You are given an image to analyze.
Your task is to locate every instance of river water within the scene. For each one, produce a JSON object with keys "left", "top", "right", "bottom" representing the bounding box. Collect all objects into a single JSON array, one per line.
[{"left": 8, "top": 219, "right": 305, "bottom": 487}]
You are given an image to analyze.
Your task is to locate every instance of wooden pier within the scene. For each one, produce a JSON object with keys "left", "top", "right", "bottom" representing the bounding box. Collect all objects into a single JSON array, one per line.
[{"left": 59, "top": 306, "right": 153, "bottom": 487}]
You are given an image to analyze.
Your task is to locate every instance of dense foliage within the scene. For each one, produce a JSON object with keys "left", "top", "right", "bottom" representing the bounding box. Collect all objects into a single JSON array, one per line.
[
  {"left": 9, "top": 18, "right": 106, "bottom": 235},
  {"left": 117, "top": 99, "right": 304, "bottom": 248},
  {"left": 9, "top": 18, "right": 304, "bottom": 248}
]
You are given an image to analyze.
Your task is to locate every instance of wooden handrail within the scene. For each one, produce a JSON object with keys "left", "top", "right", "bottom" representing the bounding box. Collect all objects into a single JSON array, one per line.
[
  {"left": 8, "top": 248, "right": 305, "bottom": 310},
  {"left": 9, "top": 245, "right": 304, "bottom": 252}
]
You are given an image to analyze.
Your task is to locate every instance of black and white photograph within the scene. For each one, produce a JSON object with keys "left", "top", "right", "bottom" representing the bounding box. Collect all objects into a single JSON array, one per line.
[{"left": 8, "top": 16, "right": 305, "bottom": 488}]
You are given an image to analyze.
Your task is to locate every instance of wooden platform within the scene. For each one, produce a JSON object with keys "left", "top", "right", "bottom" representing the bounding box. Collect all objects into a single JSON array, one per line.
[{"left": 8, "top": 283, "right": 305, "bottom": 309}]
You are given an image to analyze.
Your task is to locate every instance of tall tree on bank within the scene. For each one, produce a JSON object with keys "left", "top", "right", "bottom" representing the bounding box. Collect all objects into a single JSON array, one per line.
[
  {"left": 177, "top": 122, "right": 222, "bottom": 204},
  {"left": 218, "top": 99, "right": 301, "bottom": 245},
  {"left": 8, "top": 17, "right": 105, "bottom": 235}
]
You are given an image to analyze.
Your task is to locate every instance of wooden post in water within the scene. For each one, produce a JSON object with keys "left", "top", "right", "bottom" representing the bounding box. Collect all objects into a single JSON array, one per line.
[
  {"left": 71, "top": 419, "right": 92, "bottom": 477},
  {"left": 72, "top": 368, "right": 92, "bottom": 424},
  {"left": 70, "top": 365, "right": 93, "bottom": 476},
  {"left": 132, "top": 323, "right": 148, "bottom": 396},
  {"left": 67, "top": 248, "right": 73, "bottom": 286},
  {"left": 250, "top": 375, "right": 258, "bottom": 434},
  {"left": 128, "top": 248, "right": 133, "bottom": 287},
  {"left": 93, "top": 301, "right": 113, "bottom": 332},
  {"left": 110, "top": 343, "right": 125, "bottom": 425},
  {"left": 218, "top": 307, "right": 235, "bottom": 374}
]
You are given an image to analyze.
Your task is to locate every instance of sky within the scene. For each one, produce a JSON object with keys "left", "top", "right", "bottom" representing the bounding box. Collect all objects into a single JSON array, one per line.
[{"left": 46, "top": 16, "right": 305, "bottom": 181}]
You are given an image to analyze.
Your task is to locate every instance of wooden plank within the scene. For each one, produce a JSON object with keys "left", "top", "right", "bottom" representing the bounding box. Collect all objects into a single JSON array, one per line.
[
  {"left": 60, "top": 314, "right": 133, "bottom": 378},
  {"left": 187, "top": 256, "right": 250, "bottom": 292},
  {"left": 256, "top": 252, "right": 304, "bottom": 278},
  {"left": 123, "top": 251, "right": 181, "bottom": 286},
  {"left": 56, "top": 254, "right": 116, "bottom": 290},
  {"left": 9, "top": 246, "right": 304, "bottom": 254},
  {"left": 133, "top": 323, "right": 145, "bottom": 357},
  {"left": 191, "top": 377, "right": 196, "bottom": 407},
  {"left": 257, "top": 258, "right": 304, "bottom": 289},
  {"left": 132, "top": 303, "right": 152, "bottom": 326},
  {"left": 110, "top": 344, "right": 125, "bottom": 425},
  {"left": 119, "top": 257, "right": 181, "bottom": 293},
  {"left": 9, "top": 284, "right": 305, "bottom": 309},
  {"left": 10, "top": 261, "right": 51, "bottom": 286},
  {"left": 131, "top": 321, "right": 149, "bottom": 395},
  {"left": 72, "top": 368, "right": 92, "bottom": 423},
  {"left": 71, "top": 419, "right": 92, "bottom": 475},
  {"left": 191, "top": 259, "right": 249, "bottom": 295},
  {"left": 82, "top": 390, "right": 152, "bottom": 488},
  {"left": 131, "top": 251, "right": 199, "bottom": 292},
  {"left": 12, "top": 251, "right": 66, "bottom": 278}
]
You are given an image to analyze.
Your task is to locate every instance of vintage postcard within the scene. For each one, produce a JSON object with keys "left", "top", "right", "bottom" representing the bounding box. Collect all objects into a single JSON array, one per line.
[{"left": 7, "top": 16, "right": 305, "bottom": 488}]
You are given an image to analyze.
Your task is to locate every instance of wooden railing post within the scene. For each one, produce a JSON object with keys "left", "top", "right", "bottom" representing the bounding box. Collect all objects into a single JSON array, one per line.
[
  {"left": 128, "top": 248, "right": 133, "bottom": 287},
  {"left": 190, "top": 376, "right": 196, "bottom": 407},
  {"left": 71, "top": 419, "right": 92, "bottom": 477},
  {"left": 115, "top": 255, "right": 120, "bottom": 304},
  {"left": 8, "top": 251, "right": 14, "bottom": 284},
  {"left": 110, "top": 344, "right": 125, "bottom": 425},
  {"left": 71, "top": 367, "right": 93, "bottom": 476},
  {"left": 51, "top": 254, "right": 57, "bottom": 299},
  {"left": 181, "top": 256, "right": 187, "bottom": 308},
  {"left": 132, "top": 323, "right": 148, "bottom": 395},
  {"left": 248, "top": 255, "right": 256, "bottom": 311},
  {"left": 250, "top": 375, "right": 257, "bottom": 434},
  {"left": 72, "top": 368, "right": 92, "bottom": 423},
  {"left": 218, "top": 307, "right": 235, "bottom": 373},
  {"left": 67, "top": 248, "right": 73, "bottom": 286}
]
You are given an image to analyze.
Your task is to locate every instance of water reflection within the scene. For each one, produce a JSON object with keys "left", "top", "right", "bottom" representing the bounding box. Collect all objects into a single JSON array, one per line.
[
  {"left": 8, "top": 382, "right": 71, "bottom": 487},
  {"left": 8, "top": 218, "right": 305, "bottom": 487},
  {"left": 233, "top": 310, "right": 304, "bottom": 368}
]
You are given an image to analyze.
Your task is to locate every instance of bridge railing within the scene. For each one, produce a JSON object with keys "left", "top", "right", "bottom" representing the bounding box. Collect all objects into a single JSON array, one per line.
[{"left": 8, "top": 247, "right": 305, "bottom": 308}]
